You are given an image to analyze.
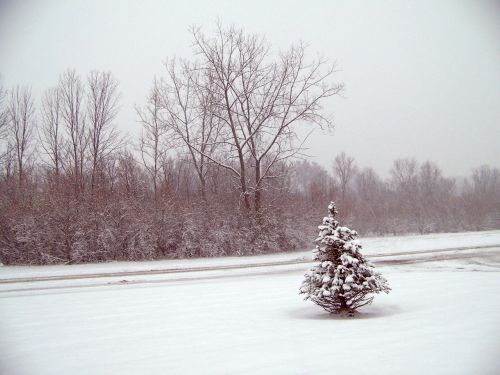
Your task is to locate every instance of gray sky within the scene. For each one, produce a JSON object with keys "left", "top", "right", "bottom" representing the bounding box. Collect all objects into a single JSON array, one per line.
[{"left": 1, "top": 0, "right": 499, "bottom": 177}]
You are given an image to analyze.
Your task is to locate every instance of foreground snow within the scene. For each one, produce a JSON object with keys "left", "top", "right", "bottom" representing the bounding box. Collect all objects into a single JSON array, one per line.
[{"left": 1, "top": 231, "right": 500, "bottom": 375}]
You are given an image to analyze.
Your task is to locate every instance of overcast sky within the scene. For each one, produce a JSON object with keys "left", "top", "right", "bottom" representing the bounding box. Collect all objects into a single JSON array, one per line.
[{"left": 1, "top": 0, "right": 499, "bottom": 177}]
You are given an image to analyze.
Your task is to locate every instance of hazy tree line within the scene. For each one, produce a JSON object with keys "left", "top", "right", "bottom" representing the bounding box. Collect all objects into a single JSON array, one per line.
[
  {"left": 290, "top": 155, "right": 500, "bottom": 236},
  {"left": 0, "top": 25, "right": 499, "bottom": 265}
]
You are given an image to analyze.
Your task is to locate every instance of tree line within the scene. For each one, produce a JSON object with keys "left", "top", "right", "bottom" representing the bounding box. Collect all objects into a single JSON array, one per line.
[
  {"left": 0, "top": 24, "right": 498, "bottom": 265},
  {"left": 291, "top": 155, "right": 500, "bottom": 235}
]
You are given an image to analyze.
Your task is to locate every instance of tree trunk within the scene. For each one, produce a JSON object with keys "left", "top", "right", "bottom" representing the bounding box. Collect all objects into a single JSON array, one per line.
[{"left": 254, "top": 159, "right": 261, "bottom": 213}]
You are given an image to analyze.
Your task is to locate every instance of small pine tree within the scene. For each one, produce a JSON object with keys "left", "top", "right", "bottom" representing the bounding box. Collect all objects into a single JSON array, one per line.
[{"left": 300, "top": 201, "right": 390, "bottom": 314}]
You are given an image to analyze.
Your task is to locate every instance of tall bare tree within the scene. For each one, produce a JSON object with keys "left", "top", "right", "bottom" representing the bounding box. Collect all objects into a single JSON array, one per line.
[
  {"left": 189, "top": 23, "right": 343, "bottom": 212},
  {"left": 462, "top": 165, "right": 500, "bottom": 229},
  {"left": 159, "top": 59, "right": 222, "bottom": 201},
  {"left": 87, "top": 70, "right": 121, "bottom": 191},
  {"left": 417, "top": 161, "right": 455, "bottom": 231},
  {"left": 389, "top": 158, "right": 420, "bottom": 231},
  {"left": 333, "top": 152, "right": 358, "bottom": 203},
  {"left": 59, "top": 70, "right": 87, "bottom": 195},
  {"left": 137, "top": 79, "right": 168, "bottom": 200},
  {"left": 6, "top": 86, "right": 35, "bottom": 183},
  {"left": 0, "top": 79, "right": 7, "bottom": 143},
  {"left": 290, "top": 160, "right": 335, "bottom": 205},
  {"left": 355, "top": 167, "right": 388, "bottom": 231},
  {"left": 390, "top": 158, "right": 418, "bottom": 193},
  {"left": 0, "top": 79, "right": 8, "bottom": 164},
  {"left": 40, "top": 87, "right": 64, "bottom": 177}
]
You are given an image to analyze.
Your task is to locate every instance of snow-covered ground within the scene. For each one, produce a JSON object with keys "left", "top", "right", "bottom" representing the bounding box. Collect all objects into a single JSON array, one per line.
[{"left": 1, "top": 231, "right": 500, "bottom": 375}]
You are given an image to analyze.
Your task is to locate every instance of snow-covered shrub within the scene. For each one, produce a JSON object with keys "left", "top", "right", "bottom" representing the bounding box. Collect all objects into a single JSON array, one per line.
[{"left": 300, "top": 201, "right": 390, "bottom": 314}]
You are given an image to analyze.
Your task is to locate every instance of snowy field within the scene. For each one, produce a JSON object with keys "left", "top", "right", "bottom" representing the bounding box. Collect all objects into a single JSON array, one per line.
[{"left": 1, "top": 231, "right": 500, "bottom": 375}]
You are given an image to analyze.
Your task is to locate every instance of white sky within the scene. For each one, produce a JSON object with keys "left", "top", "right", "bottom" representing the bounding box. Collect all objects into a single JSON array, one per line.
[{"left": 1, "top": 0, "right": 499, "bottom": 177}]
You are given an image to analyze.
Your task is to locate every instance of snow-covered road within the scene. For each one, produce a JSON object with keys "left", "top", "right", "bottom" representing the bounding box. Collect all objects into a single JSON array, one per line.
[
  {"left": 0, "top": 244, "right": 499, "bottom": 294},
  {"left": 1, "top": 231, "right": 500, "bottom": 374}
]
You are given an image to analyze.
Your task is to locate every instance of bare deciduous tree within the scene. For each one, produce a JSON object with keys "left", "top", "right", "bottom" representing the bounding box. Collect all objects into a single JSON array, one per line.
[
  {"left": 137, "top": 79, "right": 168, "bottom": 200},
  {"left": 6, "top": 86, "right": 35, "bottom": 183},
  {"left": 417, "top": 161, "right": 456, "bottom": 232},
  {"left": 87, "top": 70, "right": 121, "bottom": 191},
  {"left": 115, "top": 149, "right": 146, "bottom": 198},
  {"left": 291, "top": 160, "right": 335, "bottom": 205},
  {"left": 418, "top": 161, "right": 455, "bottom": 204},
  {"left": 40, "top": 87, "right": 64, "bottom": 177},
  {"left": 356, "top": 167, "right": 381, "bottom": 209},
  {"left": 190, "top": 23, "right": 343, "bottom": 212},
  {"left": 59, "top": 70, "right": 87, "bottom": 195},
  {"left": 0, "top": 79, "right": 8, "bottom": 164},
  {"left": 0, "top": 79, "right": 7, "bottom": 143},
  {"left": 462, "top": 165, "right": 500, "bottom": 229},
  {"left": 389, "top": 158, "right": 419, "bottom": 229},
  {"left": 333, "top": 152, "right": 358, "bottom": 202},
  {"left": 390, "top": 158, "right": 418, "bottom": 193},
  {"left": 1, "top": 142, "right": 16, "bottom": 179},
  {"left": 159, "top": 59, "right": 221, "bottom": 201}
]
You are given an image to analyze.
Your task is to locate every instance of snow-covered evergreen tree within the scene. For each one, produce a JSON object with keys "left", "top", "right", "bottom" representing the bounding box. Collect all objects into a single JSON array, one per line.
[{"left": 300, "top": 201, "right": 390, "bottom": 314}]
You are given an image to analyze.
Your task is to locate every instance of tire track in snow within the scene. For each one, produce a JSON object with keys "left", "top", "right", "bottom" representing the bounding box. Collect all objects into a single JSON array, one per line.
[
  {"left": 375, "top": 248, "right": 500, "bottom": 265},
  {"left": 0, "top": 266, "right": 307, "bottom": 296}
]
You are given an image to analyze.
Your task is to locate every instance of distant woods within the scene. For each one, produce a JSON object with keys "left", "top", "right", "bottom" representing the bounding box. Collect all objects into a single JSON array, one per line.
[
  {"left": 0, "top": 24, "right": 499, "bottom": 265},
  {"left": 293, "top": 154, "right": 500, "bottom": 235}
]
